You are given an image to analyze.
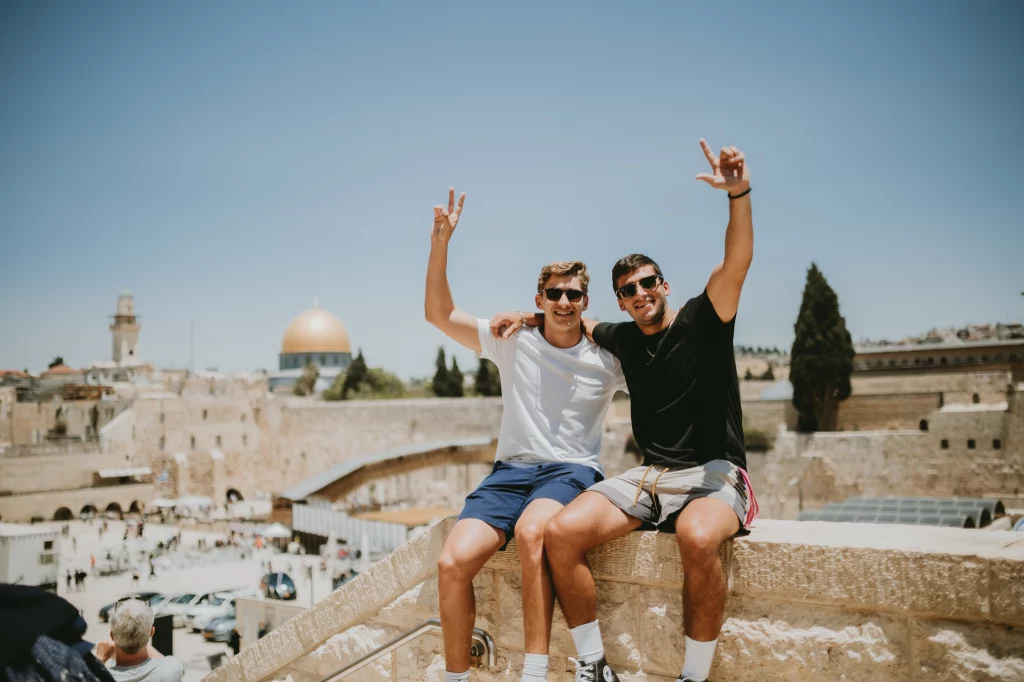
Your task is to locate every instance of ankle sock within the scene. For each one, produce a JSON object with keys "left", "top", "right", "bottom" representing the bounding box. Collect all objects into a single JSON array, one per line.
[
  {"left": 569, "top": 620, "right": 604, "bottom": 664},
  {"left": 520, "top": 653, "right": 549, "bottom": 681},
  {"left": 680, "top": 636, "right": 717, "bottom": 681},
  {"left": 444, "top": 671, "right": 470, "bottom": 682}
]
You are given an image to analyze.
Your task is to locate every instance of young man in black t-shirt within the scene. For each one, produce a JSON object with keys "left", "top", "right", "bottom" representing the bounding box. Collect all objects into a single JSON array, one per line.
[{"left": 492, "top": 140, "right": 757, "bottom": 682}]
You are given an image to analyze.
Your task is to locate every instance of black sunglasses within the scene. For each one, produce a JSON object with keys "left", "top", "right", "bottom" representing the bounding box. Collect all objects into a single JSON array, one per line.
[
  {"left": 616, "top": 275, "right": 662, "bottom": 300},
  {"left": 542, "top": 287, "right": 585, "bottom": 302}
]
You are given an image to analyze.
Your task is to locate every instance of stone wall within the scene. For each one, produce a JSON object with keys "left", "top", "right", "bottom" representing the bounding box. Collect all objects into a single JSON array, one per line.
[
  {"left": 217, "top": 517, "right": 1024, "bottom": 682},
  {"left": 850, "top": 368, "right": 1013, "bottom": 405},
  {"left": 129, "top": 396, "right": 503, "bottom": 502},
  {"left": 11, "top": 399, "right": 129, "bottom": 444},
  {"left": 0, "top": 482, "right": 155, "bottom": 521},
  {"left": 836, "top": 392, "right": 943, "bottom": 431},
  {"left": 752, "top": 398, "right": 1023, "bottom": 519},
  {"left": 0, "top": 387, "right": 14, "bottom": 445},
  {"left": 0, "top": 447, "right": 129, "bottom": 495}
]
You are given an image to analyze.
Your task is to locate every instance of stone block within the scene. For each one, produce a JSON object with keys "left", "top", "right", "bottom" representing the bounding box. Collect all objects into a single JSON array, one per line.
[
  {"left": 495, "top": 570, "right": 573, "bottom": 654},
  {"left": 372, "top": 578, "right": 440, "bottom": 630},
  {"left": 913, "top": 618, "right": 1024, "bottom": 681},
  {"left": 388, "top": 517, "right": 453, "bottom": 588},
  {"left": 289, "top": 623, "right": 398, "bottom": 680},
  {"left": 291, "top": 557, "right": 404, "bottom": 649},
  {"left": 640, "top": 586, "right": 685, "bottom": 674},
  {"left": 731, "top": 540, "right": 989, "bottom": 620},
  {"left": 990, "top": 557, "right": 1024, "bottom": 626},
  {"left": 714, "top": 598, "right": 908, "bottom": 681},
  {"left": 595, "top": 581, "right": 643, "bottom": 669}
]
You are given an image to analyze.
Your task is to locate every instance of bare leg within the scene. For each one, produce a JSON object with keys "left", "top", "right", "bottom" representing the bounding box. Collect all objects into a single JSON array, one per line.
[
  {"left": 674, "top": 497, "right": 740, "bottom": 641},
  {"left": 544, "top": 492, "right": 642, "bottom": 627},
  {"left": 437, "top": 519, "right": 505, "bottom": 672},
  {"left": 512, "top": 498, "right": 565, "bottom": 655}
]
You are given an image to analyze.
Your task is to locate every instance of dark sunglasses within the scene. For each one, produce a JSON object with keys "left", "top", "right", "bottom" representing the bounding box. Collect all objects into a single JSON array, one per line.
[
  {"left": 616, "top": 274, "right": 662, "bottom": 300},
  {"left": 542, "top": 287, "right": 585, "bottom": 302}
]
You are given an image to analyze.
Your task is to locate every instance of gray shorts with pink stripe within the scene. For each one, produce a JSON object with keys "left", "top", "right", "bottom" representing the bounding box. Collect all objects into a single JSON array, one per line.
[{"left": 587, "top": 459, "right": 758, "bottom": 533}]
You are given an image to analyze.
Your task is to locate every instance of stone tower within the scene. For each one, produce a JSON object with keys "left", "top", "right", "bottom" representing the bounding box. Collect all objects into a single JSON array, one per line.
[{"left": 110, "top": 289, "right": 140, "bottom": 363}]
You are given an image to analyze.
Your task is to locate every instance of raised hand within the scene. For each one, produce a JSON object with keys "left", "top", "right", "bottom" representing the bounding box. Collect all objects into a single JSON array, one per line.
[
  {"left": 431, "top": 187, "right": 466, "bottom": 244},
  {"left": 694, "top": 139, "right": 750, "bottom": 195}
]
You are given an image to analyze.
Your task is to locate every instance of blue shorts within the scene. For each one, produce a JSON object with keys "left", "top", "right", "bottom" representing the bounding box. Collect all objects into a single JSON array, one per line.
[{"left": 458, "top": 460, "right": 603, "bottom": 549}]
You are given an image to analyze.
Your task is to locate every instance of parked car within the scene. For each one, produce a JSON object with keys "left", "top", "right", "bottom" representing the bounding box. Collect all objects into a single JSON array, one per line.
[
  {"left": 260, "top": 572, "right": 297, "bottom": 601},
  {"left": 202, "top": 609, "right": 237, "bottom": 643},
  {"left": 98, "top": 592, "right": 163, "bottom": 623},
  {"left": 332, "top": 570, "right": 359, "bottom": 591},
  {"left": 186, "top": 589, "right": 261, "bottom": 632},
  {"left": 177, "top": 588, "right": 243, "bottom": 627}
]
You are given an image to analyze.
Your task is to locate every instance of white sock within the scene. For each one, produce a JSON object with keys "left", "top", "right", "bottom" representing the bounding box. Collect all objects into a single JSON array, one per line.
[
  {"left": 569, "top": 620, "right": 604, "bottom": 664},
  {"left": 444, "top": 671, "right": 470, "bottom": 682},
  {"left": 680, "top": 636, "right": 717, "bottom": 681},
  {"left": 521, "top": 653, "right": 548, "bottom": 681}
]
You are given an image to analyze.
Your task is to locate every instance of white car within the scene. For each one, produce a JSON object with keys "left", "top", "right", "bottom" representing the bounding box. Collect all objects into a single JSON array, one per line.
[
  {"left": 173, "top": 589, "right": 240, "bottom": 628},
  {"left": 186, "top": 589, "right": 261, "bottom": 632}
]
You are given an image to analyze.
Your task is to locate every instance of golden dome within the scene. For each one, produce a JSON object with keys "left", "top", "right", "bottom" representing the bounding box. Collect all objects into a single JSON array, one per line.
[{"left": 281, "top": 306, "right": 351, "bottom": 354}]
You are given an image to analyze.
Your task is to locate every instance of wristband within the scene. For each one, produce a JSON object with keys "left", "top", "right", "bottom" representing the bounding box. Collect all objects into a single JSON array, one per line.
[
  {"left": 518, "top": 311, "right": 525, "bottom": 325},
  {"left": 728, "top": 187, "right": 752, "bottom": 200}
]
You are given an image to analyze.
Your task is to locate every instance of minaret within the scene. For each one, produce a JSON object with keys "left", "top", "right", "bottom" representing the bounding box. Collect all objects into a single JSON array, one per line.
[{"left": 110, "top": 289, "right": 140, "bottom": 363}]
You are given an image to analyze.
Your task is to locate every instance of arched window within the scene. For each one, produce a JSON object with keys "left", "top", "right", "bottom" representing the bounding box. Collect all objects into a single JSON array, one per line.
[
  {"left": 940, "top": 439, "right": 949, "bottom": 449},
  {"left": 927, "top": 357, "right": 935, "bottom": 365},
  {"left": 982, "top": 355, "right": 989, "bottom": 362},
  {"left": 967, "top": 439, "right": 976, "bottom": 449},
  {"left": 967, "top": 356, "right": 975, "bottom": 363},
  {"left": 919, "top": 420, "right": 928, "bottom": 431},
  {"left": 953, "top": 357, "right": 962, "bottom": 365},
  {"left": 940, "top": 357, "right": 947, "bottom": 365},
  {"left": 972, "top": 393, "right": 980, "bottom": 404}
]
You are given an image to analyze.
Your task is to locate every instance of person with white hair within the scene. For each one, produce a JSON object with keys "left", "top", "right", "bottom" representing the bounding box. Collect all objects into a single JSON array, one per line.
[{"left": 95, "top": 599, "right": 183, "bottom": 682}]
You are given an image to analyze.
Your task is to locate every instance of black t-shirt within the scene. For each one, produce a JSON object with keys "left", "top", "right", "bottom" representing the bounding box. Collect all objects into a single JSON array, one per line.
[{"left": 592, "top": 289, "right": 746, "bottom": 471}]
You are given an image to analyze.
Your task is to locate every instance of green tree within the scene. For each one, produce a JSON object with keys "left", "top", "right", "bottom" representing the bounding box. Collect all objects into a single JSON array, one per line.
[
  {"left": 446, "top": 357, "right": 465, "bottom": 397},
  {"left": 474, "top": 359, "right": 502, "bottom": 396},
  {"left": 790, "top": 263, "right": 855, "bottom": 432},
  {"left": 293, "top": 362, "right": 320, "bottom": 396},
  {"left": 432, "top": 348, "right": 450, "bottom": 397},
  {"left": 49, "top": 356, "right": 64, "bottom": 368},
  {"left": 743, "top": 368, "right": 754, "bottom": 381},
  {"left": 760, "top": 364, "right": 775, "bottom": 381},
  {"left": 321, "top": 371, "right": 348, "bottom": 401},
  {"left": 342, "top": 350, "right": 369, "bottom": 399},
  {"left": 351, "top": 368, "right": 407, "bottom": 400}
]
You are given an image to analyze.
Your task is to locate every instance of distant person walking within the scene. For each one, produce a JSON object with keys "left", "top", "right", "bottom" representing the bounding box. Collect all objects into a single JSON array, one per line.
[
  {"left": 148, "top": 558, "right": 156, "bottom": 581},
  {"left": 65, "top": 571, "right": 73, "bottom": 593}
]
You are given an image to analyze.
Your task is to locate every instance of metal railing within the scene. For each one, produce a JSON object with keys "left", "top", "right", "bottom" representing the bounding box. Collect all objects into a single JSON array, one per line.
[{"left": 317, "top": 618, "right": 495, "bottom": 681}]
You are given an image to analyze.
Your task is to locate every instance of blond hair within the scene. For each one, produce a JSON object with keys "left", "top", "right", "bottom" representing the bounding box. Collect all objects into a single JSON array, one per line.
[
  {"left": 110, "top": 599, "right": 153, "bottom": 655},
  {"left": 537, "top": 260, "right": 589, "bottom": 293}
]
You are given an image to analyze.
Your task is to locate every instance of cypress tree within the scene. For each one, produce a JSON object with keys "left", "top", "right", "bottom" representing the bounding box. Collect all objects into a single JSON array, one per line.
[
  {"left": 474, "top": 359, "right": 502, "bottom": 396},
  {"left": 432, "top": 347, "right": 450, "bottom": 397},
  {"left": 447, "top": 357, "right": 465, "bottom": 397},
  {"left": 790, "top": 263, "right": 855, "bottom": 432},
  {"left": 342, "top": 350, "right": 369, "bottom": 399}
]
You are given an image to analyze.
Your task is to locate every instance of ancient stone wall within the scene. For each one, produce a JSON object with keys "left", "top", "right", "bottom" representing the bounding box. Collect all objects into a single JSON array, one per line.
[
  {"left": 218, "top": 517, "right": 1024, "bottom": 682},
  {"left": 850, "top": 368, "right": 1013, "bottom": 404},
  {"left": 0, "top": 482, "right": 155, "bottom": 522},
  {"left": 0, "top": 387, "right": 14, "bottom": 445},
  {"left": 836, "top": 392, "right": 943, "bottom": 431},
  {"left": 10, "top": 399, "right": 129, "bottom": 444},
  {"left": 0, "top": 448, "right": 128, "bottom": 495}
]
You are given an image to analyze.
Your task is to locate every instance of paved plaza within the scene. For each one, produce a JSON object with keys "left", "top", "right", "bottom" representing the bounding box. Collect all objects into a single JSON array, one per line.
[{"left": 53, "top": 519, "right": 338, "bottom": 682}]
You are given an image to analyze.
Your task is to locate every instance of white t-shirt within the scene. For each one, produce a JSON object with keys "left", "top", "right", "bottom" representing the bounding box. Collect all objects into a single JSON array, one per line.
[
  {"left": 110, "top": 657, "right": 184, "bottom": 682},
  {"left": 477, "top": 319, "right": 627, "bottom": 472}
]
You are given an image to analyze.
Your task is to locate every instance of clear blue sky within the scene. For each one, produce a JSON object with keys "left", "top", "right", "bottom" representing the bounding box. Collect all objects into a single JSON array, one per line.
[{"left": 1, "top": 1, "right": 1021, "bottom": 379}]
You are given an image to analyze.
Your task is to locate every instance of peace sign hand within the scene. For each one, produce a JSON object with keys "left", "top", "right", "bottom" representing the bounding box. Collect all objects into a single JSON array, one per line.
[
  {"left": 694, "top": 139, "right": 750, "bottom": 195},
  {"left": 432, "top": 187, "right": 466, "bottom": 245}
]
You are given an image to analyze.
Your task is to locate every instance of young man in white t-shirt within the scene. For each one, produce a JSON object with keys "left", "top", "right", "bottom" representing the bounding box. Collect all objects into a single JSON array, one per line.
[{"left": 425, "top": 188, "right": 626, "bottom": 682}]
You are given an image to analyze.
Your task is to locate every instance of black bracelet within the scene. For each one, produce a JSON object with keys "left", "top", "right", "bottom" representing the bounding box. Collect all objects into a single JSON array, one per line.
[{"left": 728, "top": 187, "right": 752, "bottom": 200}]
